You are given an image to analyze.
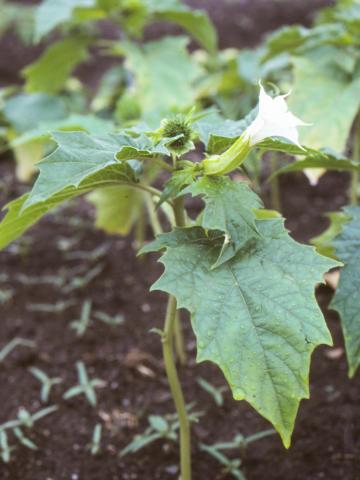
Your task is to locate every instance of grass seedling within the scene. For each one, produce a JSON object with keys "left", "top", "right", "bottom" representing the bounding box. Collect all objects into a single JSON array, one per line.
[
  {"left": 200, "top": 444, "right": 245, "bottom": 480},
  {"left": 70, "top": 300, "right": 92, "bottom": 336},
  {"left": 63, "top": 263, "right": 105, "bottom": 294},
  {"left": 0, "top": 432, "right": 15, "bottom": 463},
  {"left": 0, "top": 406, "right": 58, "bottom": 463},
  {"left": 93, "top": 310, "right": 124, "bottom": 326},
  {"left": 197, "top": 377, "right": 227, "bottom": 407},
  {"left": 29, "top": 367, "right": 63, "bottom": 403},
  {"left": 88, "top": 423, "right": 102, "bottom": 455},
  {"left": 0, "top": 338, "right": 36, "bottom": 363},
  {"left": 16, "top": 405, "right": 59, "bottom": 428},
  {"left": 63, "top": 362, "right": 105, "bottom": 407},
  {"left": 65, "top": 244, "right": 108, "bottom": 261},
  {"left": 0, "top": 288, "right": 13, "bottom": 304},
  {"left": 200, "top": 430, "right": 276, "bottom": 480},
  {"left": 27, "top": 299, "right": 76, "bottom": 313},
  {"left": 13, "top": 427, "right": 37, "bottom": 450},
  {"left": 120, "top": 405, "right": 203, "bottom": 458}
]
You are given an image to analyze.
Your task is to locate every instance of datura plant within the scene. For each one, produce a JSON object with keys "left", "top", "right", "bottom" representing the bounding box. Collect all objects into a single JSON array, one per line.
[{"left": 0, "top": 85, "right": 341, "bottom": 479}]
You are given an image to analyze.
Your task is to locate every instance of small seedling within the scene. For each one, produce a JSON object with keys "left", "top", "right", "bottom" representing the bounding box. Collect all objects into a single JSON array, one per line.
[
  {"left": 93, "top": 310, "right": 124, "bottom": 326},
  {"left": 13, "top": 427, "right": 37, "bottom": 450},
  {"left": 200, "top": 443, "right": 245, "bottom": 480},
  {"left": 0, "top": 338, "right": 36, "bottom": 363},
  {"left": 63, "top": 362, "right": 106, "bottom": 407},
  {"left": 120, "top": 405, "right": 203, "bottom": 457},
  {"left": 14, "top": 273, "right": 63, "bottom": 287},
  {"left": 88, "top": 423, "right": 102, "bottom": 455},
  {"left": 70, "top": 300, "right": 92, "bottom": 336},
  {"left": 27, "top": 299, "right": 76, "bottom": 313},
  {"left": 63, "top": 263, "right": 105, "bottom": 294},
  {"left": 65, "top": 244, "right": 108, "bottom": 261},
  {"left": 197, "top": 377, "right": 227, "bottom": 407},
  {"left": 0, "top": 406, "right": 57, "bottom": 463},
  {"left": 200, "top": 430, "right": 276, "bottom": 480},
  {"left": 29, "top": 367, "right": 63, "bottom": 403},
  {"left": 0, "top": 432, "right": 15, "bottom": 463},
  {"left": 0, "top": 288, "right": 13, "bottom": 304},
  {"left": 16, "top": 405, "right": 59, "bottom": 429}
]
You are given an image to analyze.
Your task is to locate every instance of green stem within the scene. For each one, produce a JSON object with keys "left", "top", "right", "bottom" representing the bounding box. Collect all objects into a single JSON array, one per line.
[
  {"left": 160, "top": 180, "right": 191, "bottom": 479},
  {"left": 162, "top": 296, "right": 191, "bottom": 480},
  {"left": 350, "top": 116, "right": 360, "bottom": 205},
  {"left": 269, "top": 153, "right": 281, "bottom": 212},
  {"left": 134, "top": 203, "right": 145, "bottom": 250},
  {"left": 351, "top": 171, "right": 359, "bottom": 206},
  {"left": 174, "top": 311, "right": 187, "bottom": 366},
  {"left": 173, "top": 196, "right": 186, "bottom": 227},
  {"left": 144, "top": 193, "right": 163, "bottom": 236}
]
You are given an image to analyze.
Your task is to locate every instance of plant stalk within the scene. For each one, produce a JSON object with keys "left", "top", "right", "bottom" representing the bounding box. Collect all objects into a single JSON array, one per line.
[
  {"left": 161, "top": 190, "right": 191, "bottom": 479},
  {"left": 174, "top": 311, "right": 187, "bottom": 365},
  {"left": 162, "top": 295, "right": 191, "bottom": 480},
  {"left": 350, "top": 115, "right": 360, "bottom": 205}
]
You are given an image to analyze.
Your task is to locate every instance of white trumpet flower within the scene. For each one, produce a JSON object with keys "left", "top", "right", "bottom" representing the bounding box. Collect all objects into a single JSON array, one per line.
[
  {"left": 244, "top": 84, "right": 308, "bottom": 148},
  {"left": 203, "top": 83, "right": 309, "bottom": 176}
]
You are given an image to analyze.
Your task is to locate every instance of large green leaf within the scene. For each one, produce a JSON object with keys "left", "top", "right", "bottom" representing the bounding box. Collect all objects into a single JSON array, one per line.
[
  {"left": 186, "top": 176, "right": 262, "bottom": 267},
  {"left": 330, "top": 206, "right": 360, "bottom": 377},
  {"left": 288, "top": 49, "right": 360, "bottom": 152},
  {"left": 0, "top": 163, "right": 134, "bottom": 250},
  {"left": 143, "top": 222, "right": 337, "bottom": 447},
  {"left": 120, "top": 37, "right": 202, "bottom": 118},
  {"left": 23, "top": 131, "right": 168, "bottom": 208},
  {"left": 23, "top": 36, "right": 90, "bottom": 94},
  {"left": 35, "top": 0, "right": 96, "bottom": 41}
]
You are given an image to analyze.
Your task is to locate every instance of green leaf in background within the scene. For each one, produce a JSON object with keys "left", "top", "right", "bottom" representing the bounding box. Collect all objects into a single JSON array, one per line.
[
  {"left": 88, "top": 186, "right": 143, "bottom": 235},
  {"left": 3, "top": 93, "right": 67, "bottom": 133},
  {"left": 186, "top": 176, "right": 262, "bottom": 267},
  {"left": 330, "top": 206, "right": 360, "bottom": 377},
  {"left": 271, "top": 149, "right": 360, "bottom": 178},
  {"left": 120, "top": 37, "right": 202, "bottom": 119},
  {"left": 311, "top": 211, "right": 351, "bottom": 259},
  {"left": 13, "top": 141, "right": 44, "bottom": 182},
  {"left": 23, "top": 36, "right": 90, "bottom": 94},
  {"left": 0, "top": 163, "right": 135, "bottom": 250},
  {"left": 150, "top": 1, "right": 217, "bottom": 53},
  {"left": 288, "top": 49, "right": 360, "bottom": 152},
  {"left": 263, "top": 24, "right": 353, "bottom": 60},
  {"left": 35, "top": 0, "right": 96, "bottom": 41},
  {"left": 11, "top": 114, "right": 114, "bottom": 147},
  {"left": 143, "top": 221, "right": 338, "bottom": 447}
]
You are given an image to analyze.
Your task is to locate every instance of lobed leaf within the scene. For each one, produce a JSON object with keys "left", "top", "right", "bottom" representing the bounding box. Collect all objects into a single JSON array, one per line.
[{"left": 144, "top": 222, "right": 338, "bottom": 446}]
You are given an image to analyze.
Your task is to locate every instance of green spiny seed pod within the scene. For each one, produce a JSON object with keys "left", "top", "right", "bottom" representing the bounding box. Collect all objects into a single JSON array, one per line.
[{"left": 161, "top": 115, "right": 193, "bottom": 153}]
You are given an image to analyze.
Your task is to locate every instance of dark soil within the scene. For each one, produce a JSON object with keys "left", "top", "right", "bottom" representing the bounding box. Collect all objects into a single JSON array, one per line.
[{"left": 0, "top": 154, "right": 359, "bottom": 480}]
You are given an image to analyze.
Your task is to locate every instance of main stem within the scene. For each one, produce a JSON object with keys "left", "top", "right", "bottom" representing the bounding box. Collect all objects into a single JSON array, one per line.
[
  {"left": 350, "top": 114, "right": 360, "bottom": 205},
  {"left": 161, "top": 191, "right": 191, "bottom": 480},
  {"left": 162, "top": 295, "right": 191, "bottom": 480}
]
